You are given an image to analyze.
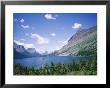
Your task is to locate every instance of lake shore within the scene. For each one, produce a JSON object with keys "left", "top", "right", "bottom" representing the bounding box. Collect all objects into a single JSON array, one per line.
[{"left": 14, "top": 57, "right": 97, "bottom": 75}]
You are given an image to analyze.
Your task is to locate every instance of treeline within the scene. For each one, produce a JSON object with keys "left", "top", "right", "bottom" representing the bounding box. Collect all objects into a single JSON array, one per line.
[{"left": 14, "top": 57, "right": 97, "bottom": 75}]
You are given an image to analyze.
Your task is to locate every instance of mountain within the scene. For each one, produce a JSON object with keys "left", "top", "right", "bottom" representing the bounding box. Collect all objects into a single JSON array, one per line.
[
  {"left": 26, "top": 48, "right": 40, "bottom": 56},
  {"left": 41, "top": 51, "right": 49, "bottom": 55},
  {"left": 14, "top": 43, "right": 26, "bottom": 53},
  {"left": 27, "top": 48, "right": 36, "bottom": 53},
  {"left": 14, "top": 42, "right": 40, "bottom": 59},
  {"left": 54, "top": 26, "right": 97, "bottom": 56}
]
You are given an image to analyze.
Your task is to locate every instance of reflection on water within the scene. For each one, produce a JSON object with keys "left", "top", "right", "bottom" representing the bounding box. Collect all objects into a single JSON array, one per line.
[{"left": 14, "top": 56, "right": 91, "bottom": 69}]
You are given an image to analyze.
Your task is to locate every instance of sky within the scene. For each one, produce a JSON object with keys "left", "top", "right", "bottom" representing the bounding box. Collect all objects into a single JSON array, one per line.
[{"left": 14, "top": 13, "right": 97, "bottom": 53}]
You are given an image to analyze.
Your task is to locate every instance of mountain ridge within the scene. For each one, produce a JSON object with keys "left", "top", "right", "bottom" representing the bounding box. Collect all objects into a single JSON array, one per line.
[
  {"left": 14, "top": 42, "right": 41, "bottom": 59},
  {"left": 52, "top": 26, "right": 97, "bottom": 56}
]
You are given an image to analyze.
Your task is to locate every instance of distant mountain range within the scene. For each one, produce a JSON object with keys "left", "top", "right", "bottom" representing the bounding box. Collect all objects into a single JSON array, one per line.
[
  {"left": 14, "top": 42, "right": 40, "bottom": 59},
  {"left": 14, "top": 26, "right": 97, "bottom": 58},
  {"left": 51, "top": 26, "right": 97, "bottom": 56}
]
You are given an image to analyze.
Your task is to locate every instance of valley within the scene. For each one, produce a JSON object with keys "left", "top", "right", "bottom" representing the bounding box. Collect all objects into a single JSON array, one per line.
[{"left": 14, "top": 26, "right": 97, "bottom": 75}]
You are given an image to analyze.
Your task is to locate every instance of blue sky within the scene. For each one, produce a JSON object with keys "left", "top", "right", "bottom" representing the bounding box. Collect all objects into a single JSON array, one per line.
[{"left": 14, "top": 13, "right": 97, "bottom": 53}]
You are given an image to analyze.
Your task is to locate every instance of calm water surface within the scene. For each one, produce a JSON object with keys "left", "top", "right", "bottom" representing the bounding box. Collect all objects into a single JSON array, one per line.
[{"left": 14, "top": 56, "right": 91, "bottom": 69}]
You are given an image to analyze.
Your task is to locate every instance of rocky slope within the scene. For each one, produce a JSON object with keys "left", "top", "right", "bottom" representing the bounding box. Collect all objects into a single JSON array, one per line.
[
  {"left": 14, "top": 42, "right": 40, "bottom": 59},
  {"left": 55, "top": 26, "right": 97, "bottom": 56}
]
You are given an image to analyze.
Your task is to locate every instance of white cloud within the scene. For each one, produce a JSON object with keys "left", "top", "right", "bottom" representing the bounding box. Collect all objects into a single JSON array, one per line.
[
  {"left": 24, "top": 44, "right": 34, "bottom": 49},
  {"left": 35, "top": 48, "right": 48, "bottom": 54},
  {"left": 44, "top": 14, "right": 56, "bottom": 20},
  {"left": 20, "top": 39, "right": 25, "bottom": 41},
  {"left": 72, "top": 23, "right": 82, "bottom": 29},
  {"left": 56, "top": 46, "right": 61, "bottom": 50},
  {"left": 31, "top": 33, "right": 49, "bottom": 45},
  {"left": 14, "top": 18, "right": 18, "bottom": 22},
  {"left": 20, "top": 19, "right": 24, "bottom": 23},
  {"left": 14, "top": 40, "right": 24, "bottom": 45},
  {"left": 51, "top": 33, "right": 56, "bottom": 36},
  {"left": 14, "top": 40, "right": 34, "bottom": 49},
  {"left": 21, "top": 25, "right": 30, "bottom": 29},
  {"left": 14, "top": 18, "right": 24, "bottom": 23}
]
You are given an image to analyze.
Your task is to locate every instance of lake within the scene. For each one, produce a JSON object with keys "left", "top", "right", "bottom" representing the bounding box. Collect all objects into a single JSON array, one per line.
[{"left": 14, "top": 56, "right": 91, "bottom": 69}]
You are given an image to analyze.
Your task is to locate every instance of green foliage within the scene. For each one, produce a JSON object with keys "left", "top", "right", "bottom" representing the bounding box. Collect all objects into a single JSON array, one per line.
[
  {"left": 14, "top": 57, "right": 97, "bottom": 75},
  {"left": 76, "top": 49, "right": 97, "bottom": 56}
]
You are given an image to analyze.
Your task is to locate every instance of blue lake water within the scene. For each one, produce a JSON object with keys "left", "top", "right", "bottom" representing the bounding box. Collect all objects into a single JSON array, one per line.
[{"left": 14, "top": 56, "right": 91, "bottom": 69}]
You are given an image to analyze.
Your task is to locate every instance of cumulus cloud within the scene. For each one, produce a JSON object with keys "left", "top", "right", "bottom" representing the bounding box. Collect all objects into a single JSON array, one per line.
[
  {"left": 44, "top": 14, "right": 56, "bottom": 20},
  {"left": 14, "top": 18, "right": 18, "bottom": 22},
  {"left": 31, "top": 33, "right": 49, "bottom": 45},
  {"left": 20, "top": 19, "right": 24, "bottom": 23},
  {"left": 51, "top": 33, "right": 56, "bottom": 36},
  {"left": 14, "top": 18, "right": 24, "bottom": 23},
  {"left": 14, "top": 40, "right": 34, "bottom": 49},
  {"left": 14, "top": 40, "right": 24, "bottom": 45},
  {"left": 72, "top": 23, "right": 82, "bottom": 29},
  {"left": 21, "top": 25, "right": 30, "bottom": 29}
]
